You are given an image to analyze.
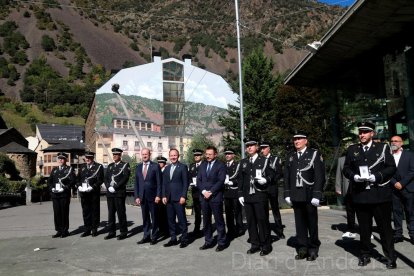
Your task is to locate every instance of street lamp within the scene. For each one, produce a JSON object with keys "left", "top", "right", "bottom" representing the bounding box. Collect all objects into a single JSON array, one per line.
[{"left": 111, "top": 83, "right": 146, "bottom": 151}]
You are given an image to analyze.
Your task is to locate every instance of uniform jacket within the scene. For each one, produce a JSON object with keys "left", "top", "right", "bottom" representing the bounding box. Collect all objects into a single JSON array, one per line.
[
  {"left": 343, "top": 142, "right": 396, "bottom": 204},
  {"left": 224, "top": 160, "right": 240, "bottom": 199},
  {"left": 265, "top": 155, "right": 283, "bottom": 196},
  {"left": 77, "top": 162, "right": 104, "bottom": 195},
  {"left": 104, "top": 161, "right": 131, "bottom": 198},
  {"left": 197, "top": 159, "right": 227, "bottom": 202},
  {"left": 134, "top": 160, "right": 162, "bottom": 201},
  {"left": 283, "top": 148, "right": 325, "bottom": 202},
  {"left": 189, "top": 161, "right": 204, "bottom": 197},
  {"left": 390, "top": 150, "right": 414, "bottom": 193},
  {"left": 162, "top": 162, "right": 189, "bottom": 201},
  {"left": 335, "top": 156, "right": 350, "bottom": 195},
  {"left": 48, "top": 165, "right": 76, "bottom": 199},
  {"left": 238, "top": 155, "right": 274, "bottom": 203}
]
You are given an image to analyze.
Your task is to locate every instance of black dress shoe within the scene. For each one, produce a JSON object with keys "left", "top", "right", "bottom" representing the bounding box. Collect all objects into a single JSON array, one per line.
[
  {"left": 150, "top": 239, "right": 158, "bottom": 245},
  {"left": 164, "top": 240, "right": 178, "bottom": 247},
  {"left": 358, "top": 256, "right": 371, "bottom": 266},
  {"left": 91, "top": 230, "right": 98, "bottom": 237},
  {"left": 117, "top": 233, "right": 127, "bottom": 240},
  {"left": 137, "top": 237, "right": 151, "bottom": 244},
  {"left": 393, "top": 236, "right": 404, "bottom": 243},
  {"left": 80, "top": 232, "right": 91, "bottom": 238},
  {"left": 215, "top": 244, "right": 227, "bottom": 252},
  {"left": 52, "top": 232, "right": 62, "bottom": 238},
  {"left": 260, "top": 248, "right": 272, "bottom": 256},
  {"left": 386, "top": 260, "right": 397, "bottom": 269},
  {"left": 179, "top": 241, "right": 188, "bottom": 248},
  {"left": 306, "top": 254, "right": 318, "bottom": 261},
  {"left": 199, "top": 243, "right": 214, "bottom": 250},
  {"left": 410, "top": 237, "right": 414, "bottom": 245},
  {"left": 278, "top": 233, "right": 285, "bottom": 239},
  {"left": 61, "top": 231, "right": 69, "bottom": 238},
  {"left": 104, "top": 233, "right": 116, "bottom": 240},
  {"left": 247, "top": 247, "right": 260, "bottom": 254},
  {"left": 295, "top": 252, "right": 308, "bottom": 260}
]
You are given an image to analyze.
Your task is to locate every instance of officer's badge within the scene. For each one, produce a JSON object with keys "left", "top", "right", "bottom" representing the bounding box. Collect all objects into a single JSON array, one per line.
[
  {"left": 243, "top": 163, "right": 247, "bottom": 169},
  {"left": 289, "top": 156, "right": 293, "bottom": 162},
  {"left": 354, "top": 152, "right": 359, "bottom": 157}
]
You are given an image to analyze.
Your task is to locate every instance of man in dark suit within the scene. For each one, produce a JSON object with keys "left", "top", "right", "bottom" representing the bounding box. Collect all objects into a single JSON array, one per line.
[
  {"left": 135, "top": 148, "right": 162, "bottom": 245},
  {"left": 188, "top": 148, "right": 204, "bottom": 237},
  {"left": 197, "top": 146, "right": 228, "bottom": 251},
  {"left": 260, "top": 141, "right": 284, "bottom": 239},
  {"left": 48, "top": 152, "right": 76, "bottom": 238},
  {"left": 284, "top": 131, "right": 324, "bottom": 261},
  {"left": 162, "top": 149, "right": 189, "bottom": 248},
  {"left": 104, "top": 148, "right": 131, "bottom": 240},
  {"left": 223, "top": 148, "right": 244, "bottom": 239},
  {"left": 390, "top": 135, "right": 414, "bottom": 244},
  {"left": 77, "top": 151, "right": 104, "bottom": 237},
  {"left": 238, "top": 138, "right": 275, "bottom": 256},
  {"left": 343, "top": 122, "right": 397, "bottom": 269}
]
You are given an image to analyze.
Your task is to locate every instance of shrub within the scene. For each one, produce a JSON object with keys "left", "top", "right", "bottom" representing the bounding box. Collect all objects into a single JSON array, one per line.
[{"left": 41, "top": 35, "right": 56, "bottom": 51}]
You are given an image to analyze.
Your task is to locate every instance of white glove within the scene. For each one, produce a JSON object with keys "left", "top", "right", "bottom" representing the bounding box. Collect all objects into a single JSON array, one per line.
[
  {"left": 190, "top": 182, "right": 196, "bottom": 186},
  {"left": 108, "top": 186, "right": 115, "bottom": 193},
  {"left": 58, "top": 188, "right": 64, "bottom": 193},
  {"left": 255, "top": 177, "right": 267, "bottom": 185},
  {"left": 285, "top": 197, "right": 292, "bottom": 206},
  {"left": 52, "top": 188, "right": 56, "bottom": 193},
  {"left": 87, "top": 186, "right": 93, "bottom": 192},
  {"left": 311, "top": 198, "right": 320, "bottom": 207},
  {"left": 354, "top": 175, "right": 365, "bottom": 182},
  {"left": 227, "top": 181, "right": 233, "bottom": 186},
  {"left": 238, "top": 197, "right": 245, "bottom": 206},
  {"left": 368, "top": 174, "right": 376, "bottom": 183}
]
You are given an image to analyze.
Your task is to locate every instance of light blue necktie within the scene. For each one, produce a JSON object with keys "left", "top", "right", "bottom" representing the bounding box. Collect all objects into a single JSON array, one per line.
[
  {"left": 170, "top": 164, "right": 175, "bottom": 180},
  {"left": 206, "top": 162, "right": 211, "bottom": 176}
]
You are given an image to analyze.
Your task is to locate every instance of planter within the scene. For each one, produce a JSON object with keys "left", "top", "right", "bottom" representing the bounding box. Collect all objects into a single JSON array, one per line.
[{"left": 185, "top": 208, "right": 193, "bottom": 216}]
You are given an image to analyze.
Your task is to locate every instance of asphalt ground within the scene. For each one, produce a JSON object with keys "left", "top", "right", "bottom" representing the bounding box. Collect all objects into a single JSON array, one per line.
[{"left": 0, "top": 199, "right": 413, "bottom": 275}]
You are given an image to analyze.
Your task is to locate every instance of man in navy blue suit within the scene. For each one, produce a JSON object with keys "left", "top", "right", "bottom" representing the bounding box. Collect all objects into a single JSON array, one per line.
[
  {"left": 135, "top": 148, "right": 162, "bottom": 245},
  {"left": 390, "top": 136, "right": 414, "bottom": 244},
  {"left": 162, "top": 149, "right": 189, "bottom": 248},
  {"left": 197, "top": 146, "right": 228, "bottom": 251}
]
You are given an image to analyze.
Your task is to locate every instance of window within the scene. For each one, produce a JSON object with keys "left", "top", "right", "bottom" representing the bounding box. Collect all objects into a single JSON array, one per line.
[
  {"left": 147, "top": 142, "right": 152, "bottom": 148},
  {"left": 158, "top": 143, "right": 163, "bottom": 150},
  {"left": 123, "top": 140, "right": 128, "bottom": 146},
  {"left": 163, "top": 61, "right": 184, "bottom": 82}
]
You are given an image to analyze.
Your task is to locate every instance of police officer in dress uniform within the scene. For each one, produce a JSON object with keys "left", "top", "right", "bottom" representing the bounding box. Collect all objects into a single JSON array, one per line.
[
  {"left": 223, "top": 148, "right": 244, "bottom": 240},
  {"left": 284, "top": 131, "right": 324, "bottom": 261},
  {"left": 343, "top": 121, "right": 397, "bottom": 269},
  {"left": 238, "top": 138, "right": 275, "bottom": 256},
  {"left": 77, "top": 151, "right": 104, "bottom": 237},
  {"left": 157, "top": 156, "right": 169, "bottom": 238},
  {"left": 104, "top": 148, "right": 131, "bottom": 240},
  {"left": 188, "top": 148, "right": 204, "bottom": 237},
  {"left": 260, "top": 141, "right": 284, "bottom": 239},
  {"left": 48, "top": 152, "right": 76, "bottom": 238}
]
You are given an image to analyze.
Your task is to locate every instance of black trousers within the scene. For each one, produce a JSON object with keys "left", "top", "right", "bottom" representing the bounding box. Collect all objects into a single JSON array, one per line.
[
  {"left": 244, "top": 201, "right": 271, "bottom": 251},
  {"left": 293, "top": 202, "right": 320, "bottom": 255},
  {"left": 141, "top": 198, "right": 159, "bottom": 240},
  {"left": 80, "top": 192, "right": 100, "bottom": 231},
  {"left": 268, "top": 194, "right": 284, "bottom": 236},
  {"left": 192, "top": 191, "right": 202, "bottom": 231},
  {"left": 157, "top": 202, "right": 169, "bottom": 236},
  {"left": 166, "top": 201, "right": 188, "bottom": 242},
  {"left": 344, "top": 193, "right": 356, "bottom": 232},
  {"left": 52, "top": 197, "right": 70, "bottom": 233},
  {"left": 201, "top": 198, "right": 227, "bottom": 246},
  {"left": 392, "top": 191, "right": 414, "bottom": 239},
  {"left": 224, "top": 197, "right": 243, "bottom": 237},
  {"left": 355, "top": 202, "right": 395, "bottom": 261},
  {"left": 107, "top": 196, "right": 128, "bottom": 234}
]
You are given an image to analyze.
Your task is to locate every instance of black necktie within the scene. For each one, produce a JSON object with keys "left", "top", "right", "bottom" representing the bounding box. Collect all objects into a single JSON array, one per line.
[
  {"left": 249, "top": 157, "right": 253, "bottom": 164},
  {"left": 227, "top": 162, "right": 230, "bottom": 167},
  {"left": 364, "top": 146, "right": 369, "bottom": 152},
  {"left": 298, "top": 152, "right": 302, "bottom": 158},
  {"left": 207, "top": 162, "right": 212, "bottom": 175}
]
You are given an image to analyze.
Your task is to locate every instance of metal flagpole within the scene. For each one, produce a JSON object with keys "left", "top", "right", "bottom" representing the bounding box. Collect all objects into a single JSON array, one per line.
[{"left": 235, "top": 0, "right": 245, "bottom": 158}]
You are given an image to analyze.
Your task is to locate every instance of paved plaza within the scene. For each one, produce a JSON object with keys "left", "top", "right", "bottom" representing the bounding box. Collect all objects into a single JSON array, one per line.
[{"left": 0, "top": 200, "right": 413, "bottom": 275}]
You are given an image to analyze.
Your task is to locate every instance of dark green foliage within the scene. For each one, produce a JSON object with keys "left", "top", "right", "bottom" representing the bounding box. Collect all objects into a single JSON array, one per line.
[
  {"left": 173, "top": 37, "right": 186, "bottom": 53},
  {"left": 0, "top": 21, "right": 17, "bottom": 36},
  {"left": 41, "top": 35, "right": 56, "bottom": 51},
  {"left": 122, "top": 60, "right": 137, "bottom": 68},
  {"left": 11, "top": 50, "right": 28, "bottom": 65},
  {"left": 0, "top": 153, "right": 20, "bottom": 180},
  {"left": 130, "top": 42, "right": 139, "bottom": 51},
  {"left": 23, "top": 10, "right": 31, "bottom": 17}
]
